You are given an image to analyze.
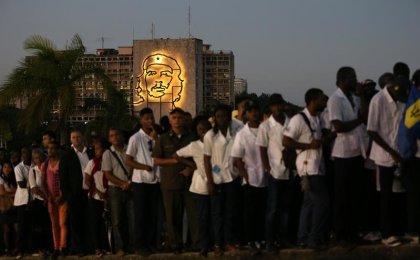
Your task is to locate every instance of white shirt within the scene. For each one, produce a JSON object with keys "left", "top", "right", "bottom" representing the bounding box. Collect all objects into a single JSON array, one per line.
[
  {"left": 73, "top": 146, "right": 90, "bottom": 190},
  {"left": 177, "top": 140, "right": 208, "bottom": 195},
  {"left": 328, "top": 88, "right": 363, "bottom": 158},
  {"left": 126, "top": 129, "right": 159, "bottom": 184},
  {"left": 256, "top": 115, "right": 290, "bottom": 180},
  {"left": 13, "top": 162, "right": 30, "bottom": 206},
  {"left": 28, "top": 165, "right": 44, "bottom": 201},
  {"left": 232, "top": 117, "right": 245, "bottom": 131},
  {"left": 84, "top": 160, "right": 107, "bottom": 201},
  {"left": 231, "top": 123, "right": 267, "bottom": 187},
  {"left": 203, "top": 127, "right": 237, "bottom": 184},
  {"left": 367, "top": 88, "right": 405, "bottom": 167},
  {"left": 283, "top": 108, "right": 325, "bottom": 176}
]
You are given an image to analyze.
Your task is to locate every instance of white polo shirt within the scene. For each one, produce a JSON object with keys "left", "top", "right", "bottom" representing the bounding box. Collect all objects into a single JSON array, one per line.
[
  {"left": 367, "top": 88, "right": 405, "bottom": 167},
  {"left": 283, "top": 109, "right": 325, "bottom": 177},
  {"left": 73, "top": 146, "right": 90, "bottom": 190},
  {"left": 203, "top": 127, "right": 236, "bottom": 185},
  {"left": 84, "top": 159, "right": 107, "bottom": 201},
  {"left": 231, "top": 124, "right": 267, "bottom": 187},
  {"left": 177, "top": 140, "right": 208, "bottom": 195},
  {"left": 126, "top": 129, "right": 159, "bottom": 184},
  {"left": 13, "top": 162, "right": 30, "bottom": 206},
  {"left": 28, "top": 165, "right": 44, "bottom": 201},
  {"left": 328, "top": 88, "right": 363, "bottom": 158},
  {"left": 256, "top": 114, "right": 290, "bottom": 180}
]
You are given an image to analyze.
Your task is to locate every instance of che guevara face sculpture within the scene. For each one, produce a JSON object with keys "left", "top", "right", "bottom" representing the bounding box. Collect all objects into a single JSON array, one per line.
[{"left": 135, "top": 54, "right": 183, "bottom": 108}]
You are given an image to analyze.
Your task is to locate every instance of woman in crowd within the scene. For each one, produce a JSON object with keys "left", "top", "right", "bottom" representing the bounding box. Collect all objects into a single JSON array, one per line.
[
  {"left": 85, "top": 138, "right": 109, "bottom": 257},
  {"left": 29, "top": 148, "right": 52, "bottom": 256},
  {"left": 0, "top": 162, "right": 17, "bottom": 256}
]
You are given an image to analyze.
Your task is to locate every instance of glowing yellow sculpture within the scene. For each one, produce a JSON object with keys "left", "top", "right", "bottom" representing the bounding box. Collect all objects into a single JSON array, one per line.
[{"left": 135, "top": 53, "right": 184, "bottom": 110}]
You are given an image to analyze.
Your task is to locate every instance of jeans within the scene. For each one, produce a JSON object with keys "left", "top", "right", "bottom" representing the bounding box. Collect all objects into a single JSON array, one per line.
[
  {"left": 107, "top": 186, "right": 135, "bottom": 252},
  {"left": 297, "top": 175, "right": 329, "bottom": 246},
  {"left": 132, "top": 183, "right": 159, "bottom": 250},
  {"left": 210, "top": 178, "right": 240, "bottom": 247},
  {"left": 265, "top": 175, "right": 292, "bottom": 248}
]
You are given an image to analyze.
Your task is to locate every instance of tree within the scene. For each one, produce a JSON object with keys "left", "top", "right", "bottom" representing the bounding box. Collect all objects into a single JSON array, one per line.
[{"left": 0, "top": 34, "right": 108, "bottom": 142}]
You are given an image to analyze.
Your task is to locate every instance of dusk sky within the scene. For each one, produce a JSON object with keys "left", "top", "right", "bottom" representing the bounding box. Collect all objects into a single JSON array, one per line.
[{"left": 1, "top": 0, "right": 420, "bottom": 105}]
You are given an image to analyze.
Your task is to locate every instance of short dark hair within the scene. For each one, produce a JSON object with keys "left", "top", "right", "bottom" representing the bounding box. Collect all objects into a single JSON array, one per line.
[
  {"left": 108, "top": 127, "right": 122, "bottom": 134},
  {"left": 42, "top": 130, "right": 56, "bottom": 140},
  {"left": 305, "top": 88, "right": 324, "bottom": 105},
  {"left": 170, "top": 108, "right": 185, "bottom": 115},
  {"left": 411, "top": 69, "right": 420, "bottom": 87},
  {"left": 336, "top": 66, "right": 355, "bottom": 86},
  {"left": 70, "top": 129, "right": 82, "bottom": 135},
  {"left": 49, "top": 141, "right": 60, "bottom": 148},
  {"left": 378, "top": 72, "right": 395, "bottom": 88},
  {"left": 236, "top": 94, "right": 251, "bottom": 107},
  {"left": 94, "top": 137, "right": 110, "bottom": 150},
  {"left": 393, "top": 62, "right": 410, "bottom": 79},
  {"left": 192, "top": 115, "right": 211, "bottom": 134},
  {"left": 139, "top": 107, "right": 153, "bottom": 117}
]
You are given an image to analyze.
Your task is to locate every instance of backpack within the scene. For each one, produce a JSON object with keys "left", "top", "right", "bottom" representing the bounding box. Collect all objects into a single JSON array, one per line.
[{"left": 282, "top": 112, "right": 315, "bottom": 171}]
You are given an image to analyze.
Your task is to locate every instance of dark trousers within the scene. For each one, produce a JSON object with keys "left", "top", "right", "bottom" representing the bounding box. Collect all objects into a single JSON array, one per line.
[
  {"left": 265, "top": 176, "right": 292, "bottom": 248},
  {"left": 360, "top": 168, "right": 380, "bottom": 232},
  {"left": 210, "top": 178, "right": 240, "bottom": 247},
  {"left": 87, "top": 198, "right": 107, "bottom": 251},
  {"left": 107, "top": 186, "right": 135, "bottom": 252},
  {"left": 379, "top": 166, "right": 406, "bottom": 238},
  {"left": 68, "top": 195, "right": 87, "bottom": 254},
  {"left": 243, "top": 185, "right": 266, "bottom": 243},
  {"left": 193, "top": 193, "right": 211, "bottom": 251},
  {"left": 132, "top": 183, "right": 159, "bottom": 250},
  {"left": 297, "top": 175, "right": 329, "bottom": 246},
  {"left": 30, "top": 199, "right": 52, "bottom": 252},
  {"left": 161, "top": 189, "right": 198, "bottom": 249},
  {"left": 406, "top": 158, "right": 420, "bottom": 235},
  {"left": 15, "top": 205, "right": 30, "bottom": 253},
  {"left": 333, "top": 156, "right": 363, "bottom": 241}
]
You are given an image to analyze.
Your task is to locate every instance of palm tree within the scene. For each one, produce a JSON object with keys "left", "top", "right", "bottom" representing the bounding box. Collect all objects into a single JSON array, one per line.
[{"left": 0, "top": 34, "right": 108, "bottom": 141}]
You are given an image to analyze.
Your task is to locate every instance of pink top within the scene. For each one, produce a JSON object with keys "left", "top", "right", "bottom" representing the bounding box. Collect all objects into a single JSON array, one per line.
[{"left": 41, "top": 161, "right": 61, "bottom": 199}]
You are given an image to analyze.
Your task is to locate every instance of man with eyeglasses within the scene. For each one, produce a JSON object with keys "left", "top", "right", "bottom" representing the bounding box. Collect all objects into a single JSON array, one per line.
[{"left": 126, "top": 108, "right": 160, "bottom": 256}]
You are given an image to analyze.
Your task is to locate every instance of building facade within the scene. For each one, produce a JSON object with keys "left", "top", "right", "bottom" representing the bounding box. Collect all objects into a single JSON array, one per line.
[
  {"left": 202, "top": 44, "right": 235, "bottom": 108},
  {"left": 234, "top": 77, "right": 248, "bottom": 95}
]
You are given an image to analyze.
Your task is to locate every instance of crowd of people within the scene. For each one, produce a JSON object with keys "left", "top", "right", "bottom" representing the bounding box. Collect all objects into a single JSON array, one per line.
[{"left": 0, "top": 62, "right": 419, "bottom": 258}]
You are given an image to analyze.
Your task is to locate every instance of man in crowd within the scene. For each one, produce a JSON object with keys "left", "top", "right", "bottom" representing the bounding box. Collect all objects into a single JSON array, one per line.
[
  {"left": 59, "top": 129, "right": 90, "bottom": 255},
  {"left": 152, "top": 108, "right": 198, "bottom": 254},
  {"left": 102, "top": 127, "right": 135, "bottom": 256}
]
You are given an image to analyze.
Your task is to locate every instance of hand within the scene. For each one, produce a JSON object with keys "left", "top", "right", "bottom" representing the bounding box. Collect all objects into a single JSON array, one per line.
[
  {"left": 98, "top": 191, "right": 107, "bottom": 200},
  {"left": 243, "top": 173, "right": 249, "bottom": 185},
  {"left": 144, "top": 165, "right": 153, "bottom": 172},
  {"left": 390, "top": 150, "right": 403, "bottom": 164},
  {"left": 180, "top": 167, "right": 194, "bottom": 177},
  {"left": 355, "top": 83, "right": 364, "bottom": 97},
  {"left": 309, "top": 139, "right": 321, "bottom": 149},
  {"left": 120, "top": 181, "right": 131, "bottom": 190},
  {"left": 150, "top": 127, "right": 158, "bottom": 141},
  {"left": 207, "top": 181, "right": 215, "bottom": 195}
]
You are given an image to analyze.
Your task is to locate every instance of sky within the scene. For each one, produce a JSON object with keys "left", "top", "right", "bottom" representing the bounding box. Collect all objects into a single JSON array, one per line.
[{"left": 1, "top": 0, "right": 420, "bottom": 105}]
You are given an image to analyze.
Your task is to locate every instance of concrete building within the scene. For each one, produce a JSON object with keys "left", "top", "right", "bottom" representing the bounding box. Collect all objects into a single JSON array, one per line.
[
  {"left": 19, "top": 38, "right": 234, "bottom": 123},
  {"left": 202, "top": 44, "right": 235, "bottom": 108},
  {"left": 234, "top": 77, "right": 248, "bottom": 95},
  {"left": 69, "top": 46, "right": 133, "bottom": 123}
]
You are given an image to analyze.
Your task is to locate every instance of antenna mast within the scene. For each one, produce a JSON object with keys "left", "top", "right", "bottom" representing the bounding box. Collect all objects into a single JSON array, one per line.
[
  {"left": 188, "top": 4, "right": 192, "bottom": 38},
  {"left": 151, "top": 23, "right": 155, "bottom": 40}
]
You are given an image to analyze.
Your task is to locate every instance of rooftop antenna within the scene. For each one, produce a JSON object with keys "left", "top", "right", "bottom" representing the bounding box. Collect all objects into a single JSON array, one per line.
[
  {"left": 132, "top": 25, "right": 135, "bottom": 43},
  {"left": 151, "top": 23, "right": 155, "bottom": 40},
  {"left": 101, "top": 36, "right": 104, "bottom": 49},
  {"left": 188, "top": 4, "right": 192, "bottom": 38}
]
